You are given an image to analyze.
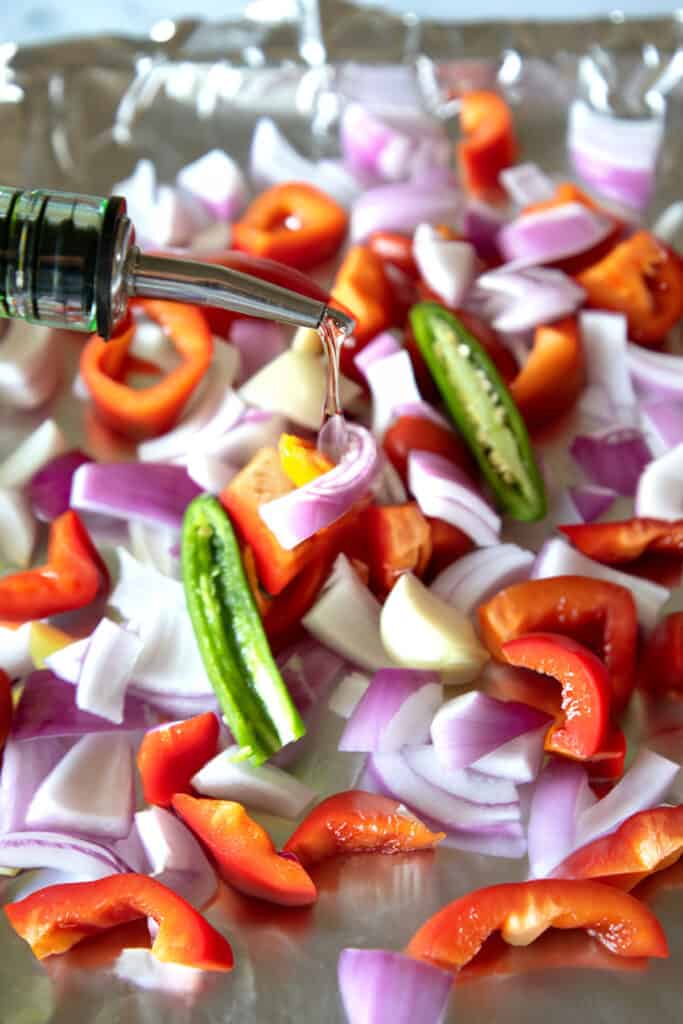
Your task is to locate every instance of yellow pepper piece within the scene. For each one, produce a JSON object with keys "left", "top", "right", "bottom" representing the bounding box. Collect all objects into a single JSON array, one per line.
[
  {"left": 29, "top": 621, "right": 75, "bottom": 669},
  {"left": 278, "top": 433, "right": 334, "bottom": 487}
]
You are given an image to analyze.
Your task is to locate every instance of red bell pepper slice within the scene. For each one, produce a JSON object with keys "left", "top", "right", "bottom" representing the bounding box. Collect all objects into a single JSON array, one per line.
[
  {"left": 425, "top": 518, "right": 474, "bottom": 579},
  {"left": 0, "top": 669, "right": 11, "bottom": 753},
  {"left": 586, "top": 725, "right": 627, "bottom": 791},
  {"left": 0, "top": 510, "right": 108, "bottom": 624},
  {"left": 405, "top": 878, "right": 668, "bottom": 970},
  {"left": 638, "top": 612, "right": 683, "bottom": 696},
  {"left": 501, "top": 633, "right": 610, "bottom": 760},
  {"left": 478, "top": 575, "right": 637, "bottom": 713},
  {"left": 577, "top": 231, "right": 683, "bottom": 348},
  {"left": 553, "top": 805, "right": 683, "bottom": 892},
  {"left": 560, "top": 518, "right": 683, "bottom": 565},
  {"left": 4, "top": 873, "right": 234, "bottom": 969},
  {"left": 382, "top": 414, "right": 474, "bottom": 485},
  {"left": 136, "top": 712, "right": 220, "bottom": 808},
  {"left": 283, "top": 790, "right": 445, "bottom": 868},
  {"left": 360, "top": 503, "right": 432, "bottom": 597},
  {"left": 232, "top": 183, "right": 347, "bottom": 271},
  {"left": 263, "top": 551, "right": 335, "bottom": 654},
  {"left": 172, "top": 794, "right": 317, "bottom": 907},
  {"left": 457, "top": 91, "right": 518, "bottom": 200},
  {"left": 81, "top": 300, "right": 213, "bottom": 440},
  {"left": 331, "top": 245, "right": 395, "bottom": 382},
  {"left": 509, "top": 317, "right": 585, "bottom": 432},
  {"left": 367, "top": 230, "right": 419, "bottom": 278},
  {"left": 522, "top": 183, "right": 623, "bottom": 276}
]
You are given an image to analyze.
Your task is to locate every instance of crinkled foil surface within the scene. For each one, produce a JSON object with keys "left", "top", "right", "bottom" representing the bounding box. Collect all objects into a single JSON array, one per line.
[{"left": 1, "top": 3, "right": 683, "bottom": 1021}]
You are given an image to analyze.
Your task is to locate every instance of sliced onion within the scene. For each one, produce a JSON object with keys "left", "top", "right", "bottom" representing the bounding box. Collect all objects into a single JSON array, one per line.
[
  {"left": 437, "top": 819, "right": 527, "bottom": 859},
  {"left": 351, "top": 182, "right": 463, "bottom": 244},
  {"left": 498, "top": 203, "right": 612, "bottom": 267},
  {"left": 0, "top": 622, "right": 33, "bottom": 679},
  {"left": 471, "top": 725, "right": 548, "bottom": 784},
  {"left": 44, "top": 638, "right": 88, "bottom": 685},
  {"left": 191, "top": 744, "right": 316, "bottom": 819},
  {"left": 365, "top": 349, "right": 423, "bottom": 439},
  {"left": 527, "top": 758, "right": 595, "bottom": 877},
  {"left": 328, "top": 671, "right": 371, "bottom": 719},
  {"left": 339, "top": 669, "right": 442, "bottom": 753},
  {"left": 176, "top": 148, "right": 247, "bottom": 220},
  {"left": 185, "top": 451, "right": 238, "bottom": 494},
  {"left": 203, "top": 408, "right": 286, "bottom": 466},
  {"left": 578, "top": 312, "right": 635, "bottom": 425},
  {"left": 0, "top": 488, "right": 36, "bottom": 569},
  {"left": 128, "top": 521, "right": 180, "bottom": 579},
  {"left": 75, "top": 618, "right": 143, "bottom": 724},
  {"left": 476, "top": 267, "right": 585, "bottom": 333},
  {"left": 641, "top": 401, "right": 683, "bottom": 457},
  {"left": 568, "top": 484, "right": 617, "bottom": 522},
  {"left": 227, "top": 319, "right": 287, "bottom": 386},
  {"left": 500, "top": 163, "right": 555, "bottom": 206},
  {"left": 0, "top": 736, "right": 72, "bottom": 832},
  {"left": 408, "top": 450, "right": 500, "bottom": 546},
  {"left": 135, "top": 806, "right": 217, "bottom": 908},
  {"left": 338, "top": 948, "right": 452, "bottom": 1024},
  {"left": 568, "top": 99, "right": 663, "bottom": 210},
  {"left": 340, "top": 102, "right": 449, "bottom": 184},
  {"left": 28, "top": 450, "right": 92, "bottom": 522},
  {"left": 0, "top": 321, "right": 60, "bottom": 409},
  {"left": 26, "top": 733, "right": 135, "bottom": 840},
  {"left": 0, "top": 419, "right": 67, "bottom": 489},
  {"left": 635, "top": 442, "right": 683, "bottom": 520},
  {"left": 628, "top": 341, "right": 683, "bottom": 405},
  {"left": 11, "top": 669, "right": 149, "bottom": 740},
  {"left": 354, "top": 330, "right": 402, "bottom": 382},
  {"left": 114, "top": 161, "right": 210, "bottom": 247},
  {"left": 403, "top": 745, "right": 518, "bottom": 805},
  {"left": 260, "top": 423, "right": 379, "bottom": 550},
  {"left": 272, "top": 640, "right": 346, "bottom": 768},
  {"left": 531, "top": 537, "right": 669, "bottom": 632},
  {"left": 463, "top": 199, "right": 506, "bottom": 262},
  {"left": 413, "top": 224, "right": 476, "bottom": 308},
  {"left": 368, "top": 753, "right": 521, "bottom": 830},
  {"left": 576, "top": 748, "right": 678, "bottom": 849},
  {"left": 70, "top": 462, "right": 201, "bottom": 529},
  {"left": 303, "top": 554, "right": 392, "bottom": 672},
  {"left": 370, "top": 453, "right": 408, "bottom": 506},
  {"left": 430, "top": 544, "right": 533, "bottom": 615},
  {"left": 570, "top": 428, "right": 651, "bottom": 497},
  {"left": 0, "top": 831, "right": 128, "bottom": 878}
]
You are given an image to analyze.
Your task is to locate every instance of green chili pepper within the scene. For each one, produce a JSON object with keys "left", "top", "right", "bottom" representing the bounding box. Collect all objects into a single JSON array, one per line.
[
  {"left": 410, "top": 302, "right": 546, "bottom": 521},
  {"left": 182, "top": 494, "right": 305, "bottom": 765}
]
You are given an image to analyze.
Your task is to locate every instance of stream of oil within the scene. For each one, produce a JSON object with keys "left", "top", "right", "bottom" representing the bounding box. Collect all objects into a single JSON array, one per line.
[{"left": 317, "top": 312, "right": 350, "bottom": 462}]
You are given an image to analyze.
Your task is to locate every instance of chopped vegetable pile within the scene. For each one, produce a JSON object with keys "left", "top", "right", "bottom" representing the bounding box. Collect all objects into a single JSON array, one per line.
[{"left": 1, "top": 81, "right": 683, "bottom": 1024}]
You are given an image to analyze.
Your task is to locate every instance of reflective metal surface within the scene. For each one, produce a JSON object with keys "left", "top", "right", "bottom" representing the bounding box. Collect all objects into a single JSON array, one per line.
[{"left": 1, "top": 3, "right": 683, "bottom": 1020}]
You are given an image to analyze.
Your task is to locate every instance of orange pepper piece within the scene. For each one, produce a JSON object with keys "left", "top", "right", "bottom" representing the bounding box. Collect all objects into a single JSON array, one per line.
[
  {"left": 509, "top": 316, "right": 585, "bottom": 432},
  {"left": 457, "top": 91, "right": 518, "bottom": 200}
]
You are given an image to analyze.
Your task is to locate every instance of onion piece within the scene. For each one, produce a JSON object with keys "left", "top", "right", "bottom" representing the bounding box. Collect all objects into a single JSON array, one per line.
[
  {"left": 500, "top": 163, "right": 555, "bottom": 206},
  {"left": 431, "top": 691, "right": 551, "bottom": 772},
  {"left": 580, "top": 311, "right": 638, "bottom": 425},
  {"left": 185, "top": 451, "right": 238, "bottom": 494},
  {"left": 576, "top": 748, "right": 678, "bottom": 850},
  {"left": 350, "top": 182, "right": 462, "bottom": 244},
  {"left": 0, "top": 419, "right": 67, "bottom": 489},
  {"left": 498, "top": 203, "right": 612, "bottom": 267},
  {"left": 380, "top": 573, "right": 489, "bottom": 683},
  {"left": 203, "top": 409, "right": 286, "bottom": 466},
  {"left": 340, "top": 102, "right": 449, "bottom": 184},
  {"left": 28, "top": 450, "right": 93, "bottom": 522},
  {"left": 0, "top": 320, "right": 60, "bottom": 409},
  {"left": 471, "top": 725, "right": 548, "bottom": 783},
  {"left": 75, "top": 618, "right": 143, "bottom": 724},
  {"left": 527, "top": 758, "right": 595, "bottom": 878},
  {"left": 328, "top": 671, "right": 371, "bottom": 719},
  {"left": 0, "top": 622, "right": 33, "bottom": 679},
  {"left": 476, "top": 267, "right": 585, "bottom": 333},
  {"left": 191, "top": 744, "right": 316, "bottom": 819},
  {"left": 403, "top": 745, "right": 518, "bottom": 805},
  {"left": 70, "top": 462, "right": 201, "bottom": 529},
  {"left": 339, "top": 669, "right": 442, "bottom": 753},
  {"left": 568, "top": 484, "right": 617, "bottom": 523},
  {"left": 135, "top": 806, "right": 217, "bottom": 908},
  {"left": 570, "top": 428, "right": 651, "bottom": 497},
  {"left": 11, "top": 670, "right": 149, "bottom": 740},
  {"left": 437, "top": 820, "right": 527, "bottom": 859},
  {"left": 628, "top": 342, "right": 683, "bottom": 405},
  {"left": 641, "top": 401, "right": 683, "bottom": 457},
  {"left": 0, "top": 832, "right": 128, "bottom": 879},
  {"left": 303, "top": 554, "right": 392, "bottom": 672},
  {"left": 272, "top": 640, "right": 346, "bottom": 768},
  {"left": 0, "top": 736, "right": 72, "bottom": 832},
  {"left": 228, "top": 319, "right": 287, "bottom": 385},
  {"left": 370, "top": 453, "right": 409, "bottom": 506},
  {"left": 0, "top": 488, "right": 36, "bottom": 568},
  {"left": 128, "top": 521, "right": 180, "bottom": 579},
  {"left": 260, "top": 424, "right": 380, "bottom": 550},
  {"left": 338, "top": 948, "right": 452, "bottom": 1024},
  {"left": 463, "top": 199, "right": 506, "bottom": 262},
  {"left": 408, "top": 450, "right": 501, "bottom": 546},
  {"left": 26, "top": 733, "right": 135, "bottom": 840},
  {"left": 413, "top": 223, "right": 476, "bottom": 308},
  {"left": 531, "top": 537, "right": 669, "bottom": 632},
  {"left": 430, "top": 544, "right": 533, "bottom": 615},
  {"left": 176, "top": 149, "right": 247, "bottom": 220},
  {"left": 354, "top": 331, "right": 402, "bottom": 380},
  {"left": 635, "top": 442, "right": 683, "bottom": 520},
  {"left": 365, "top": 349, "right": 423, "bottom": 439}
]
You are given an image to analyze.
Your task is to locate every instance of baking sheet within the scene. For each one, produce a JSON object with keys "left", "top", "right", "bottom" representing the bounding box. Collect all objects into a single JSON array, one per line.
[{"left": 2, "top": 2, "right": 683, "bottom": 1020}]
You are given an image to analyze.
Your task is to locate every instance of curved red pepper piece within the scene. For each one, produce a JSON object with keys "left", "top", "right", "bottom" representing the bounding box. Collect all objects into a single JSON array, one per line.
[
  {"left": 560, "top": 518, "right": 683, "bottom": 565},
  {"left": 457, "top": 91, "right": 518, "bottom": 200},
  {"left": 0, "top": 511, "right": 108, "bottom": 624},
  {"left": 501, "top": 633, "right": 610, "bottom": 760},
  {"left": 638, "top": 611, "right": 683, "bottom": 696},
  {"left": 4, "top": 873, "right": 234, "bottom": 969},
  {"left": 136, "top": 712, "right": 220, "bottom": 808},
  {"left": 509, "top": 317, "right": 585, "bottom": 432},
  {"left": 172, "top": 794, "right": 317, "bottom": 907},
  {"left": 331, "top": 245, "right": 395, "bottom": 382}
]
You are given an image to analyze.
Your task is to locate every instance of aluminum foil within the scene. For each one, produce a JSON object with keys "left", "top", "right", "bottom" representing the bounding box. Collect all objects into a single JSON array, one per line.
[{"left": 1, "top": 3, "right": 683, "bottom": 1021}]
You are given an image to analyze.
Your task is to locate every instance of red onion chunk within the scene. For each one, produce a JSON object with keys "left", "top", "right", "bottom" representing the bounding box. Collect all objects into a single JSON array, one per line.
[
  {"left": 365, "top": 350, "right": 423, "bottom": 438},
  {"left": 26, "top": 733, "right": 135, "bottom": 841},
  {"left": 463, "top": 199, "right": 506, "bottom": 262},
  {"left": 11, "top": 670, "right": 150, "bottom": 741},
  {"left": 471, "top": 725, "right": 548, "bottom": 784},
  {"left": 229, "top": 318, "right": 287, "bottom": 385},
  {"left": 431, "top": 691, "right": 551, "bottom": 772},
  {"left": 527, "top": 758, "right": 595, "bottom": 878},
  {"left": 350, "top": 182, "right": 462, "bottom": 244},
  {"left": 29, "top": 450, "right": 93, "bottom": 522},
  {"left": 0, "top": 735, "right": 72, "bottom": 832},
  {"left": 579, "top": 312, "right": 637, "bottom": 425},
  {"left": 340, "top": 102, "right": 450, "bottom": 183},
  {"left": 70, "top": 462, "right": 201, "bottom": 529},
  {"left": 0, "top": 832, "right": 128, "bottom": 878},
  {"left": 568, "top": 484, "right": 617, "bottom": 523},
  {"left": 635, "top": 443, "right": 683, "bottom": 520},
  {"left": 408, "top": 450, "right": 500, "bottom": 546},
  {"left": 259, "top": 423, "right": 380, "bottom": 550},
  {"left": 76, "top": 619, "right": 144, "bottom": 724},
  {"left": 403, "top": 744, "right": 518, "bottom": 805},
  {"left": 192, "top": 744, "right": 316, "bottom": 819},
  {"left": 476, "top": 267, "right": 585, "bottom": 333},
  {"left": 338, "top": 948, "right": 452, "bottom": 1024},
  {"left": 430, "top": 543, "right": 533, "bottom": 615},
  {"left": 135, "top": 807, "right": 217, "bottom": 909},
  {"left": 570, "top": 428, "right": 651, "bottom": 497},
  {"left": 186, "top": 451, "right": 238, "bottom": 494},
  {"left": 531, "top": 537, "right": 669, "bottom": 632},
  {"left": 206, "top": 408, "right": 286, "bottom": 465},
  {"left": 413, "top": 223, "right": 476, "bottom": 308},
  {"left": 176, "top": 149, "right": 247, "bottom": 221},
  {"left": 339, "top": 669, "right": 442, "bottom": 753},
  {"left": 272, "top": 640, "right": 347, "bottom": 768},
  {"left": 500, "top": 163, "right": 555, "bottom": 206},
  {"left": 137, "top": 372, "right": 242, "bottom": 463},
  {"left": 0, "top": 622, "right": 32, "bottom": 680},
  {"left": 0, "top": 320, "right": 60, "bottom": 410},
  {"left": 0, "top": 488, "right": 36, "bottom": 569},
  {"left": 498, "top": 203, "right": 612, "bottom": 267},
  {"left": 354, "top": 331, "right": 402, "bottom": 381},
  {"left": 641, "top": 401, "right": 683, "bottom": 457},
  {"left": 628, "top": 342, "right": 683, "bottom": 405},
  {"left": 126, "top": 689, "right": 219, "bottom": 720}
]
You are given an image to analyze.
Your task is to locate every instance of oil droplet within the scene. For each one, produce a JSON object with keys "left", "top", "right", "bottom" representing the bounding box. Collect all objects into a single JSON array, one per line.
[{"left": 318, "top": 308, "right": 353, "bottom": 461}]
